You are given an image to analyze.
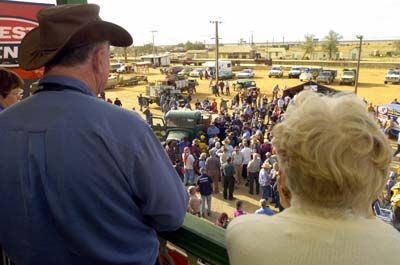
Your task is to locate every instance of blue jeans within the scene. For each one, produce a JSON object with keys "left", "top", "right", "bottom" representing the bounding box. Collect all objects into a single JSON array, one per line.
[
  {"left": 184, "top": 169, "right": 195, "bottom": 185},
  {"left": 201, "top": 195, "right": 212, "bottom": 215},
  {"left": 261, "top": 185, "right": 272, "bottom": 200}
]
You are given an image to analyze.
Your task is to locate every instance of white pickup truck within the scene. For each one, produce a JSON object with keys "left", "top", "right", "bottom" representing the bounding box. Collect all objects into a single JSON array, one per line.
[
  {"left": 268, "top": 66, "right": 284, "bottom": 78},
  {"left": 384, "top": 69, "right": 400, "bottom": 84}
]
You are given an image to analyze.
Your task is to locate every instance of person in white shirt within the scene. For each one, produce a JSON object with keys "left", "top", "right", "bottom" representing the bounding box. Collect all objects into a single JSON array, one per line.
[
  {"left": 277, "top": 97, "right": 285, "bottom": 110},
  {"left": 227, "top": 90, "right": 400, "bottom": 265},
  {"left": 182, "top": 147, "right": 195, "bottom": 185},
  {"left": 232, "top": 146, "right": 244, "bottom": 184},
  {"left": 240, "top": 142, "right": 252, "bottom": 185}
]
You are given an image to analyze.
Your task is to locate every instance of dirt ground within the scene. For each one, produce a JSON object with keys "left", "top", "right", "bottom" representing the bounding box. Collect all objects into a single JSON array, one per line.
[
  {"left": 104, "top": 65, "right": 400, "bottom": 222},
  {"left": 105, "top": 66, "right": 400, "bottom": 116}
]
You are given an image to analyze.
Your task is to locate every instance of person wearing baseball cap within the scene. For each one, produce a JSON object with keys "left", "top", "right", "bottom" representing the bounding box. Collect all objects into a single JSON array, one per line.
[{"left": 0, "top": 4, "right": 188, "bottom": 265}]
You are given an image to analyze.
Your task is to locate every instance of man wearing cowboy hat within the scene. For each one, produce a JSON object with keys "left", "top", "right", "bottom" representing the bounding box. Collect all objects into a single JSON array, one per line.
[
  {"left": 0, "top": 4, "right": 188, "bottom": 265},
  {"left": 259, "top": 161, "right": 273, "bottom": 200}
]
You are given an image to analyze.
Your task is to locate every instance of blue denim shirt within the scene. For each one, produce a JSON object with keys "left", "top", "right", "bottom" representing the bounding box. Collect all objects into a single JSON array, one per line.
[{"left": 0, "top": 76, "right": 188, "bottom": 265}]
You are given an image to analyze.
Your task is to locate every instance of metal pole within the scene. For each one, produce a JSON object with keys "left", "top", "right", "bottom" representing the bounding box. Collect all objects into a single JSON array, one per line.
[
  {"left": 210, "top": 20, "right": 221, "bottom": 88},
  {"left": 354, "top": 35, "right": 363, "bottom": 95},
  {"left": 151, "top": 30, "right": 157, "bottom": 67},
  {"left": 123, "top": 47, "right": 127, "bottom": 63},
  {"left": 215, "top": 22, "right": 219, "bottom": 87}
]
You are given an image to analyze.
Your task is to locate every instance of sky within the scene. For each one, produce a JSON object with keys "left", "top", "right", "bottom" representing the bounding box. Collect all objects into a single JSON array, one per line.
[{"left": 11, "top": 0, "right": 400, "bottom": 46}]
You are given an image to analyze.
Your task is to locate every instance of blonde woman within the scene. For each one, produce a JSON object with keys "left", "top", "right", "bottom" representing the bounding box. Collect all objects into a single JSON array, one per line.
[{"left": 226, "top": 90, "right": 400, "bottom": 265}]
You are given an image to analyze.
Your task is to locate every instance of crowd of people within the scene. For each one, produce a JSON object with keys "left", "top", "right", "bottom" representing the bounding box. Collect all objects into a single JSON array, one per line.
[{"left": 162, "top": 79, "right": 293, "bottom": 220}]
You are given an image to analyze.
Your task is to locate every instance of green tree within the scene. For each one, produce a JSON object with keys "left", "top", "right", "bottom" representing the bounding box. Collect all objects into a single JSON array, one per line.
[
  {"left": 322, "top": 30, "right": 342, "bottom": 59},
  {"left": 302, "top": 34, "right": 316, "bottom": 59},
  {"left": 185, "top": 41, "right": 206, "bottom": 51}
]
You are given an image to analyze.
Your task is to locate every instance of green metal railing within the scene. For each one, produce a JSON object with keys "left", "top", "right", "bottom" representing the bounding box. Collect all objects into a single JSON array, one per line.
[{"left": 161, "top": 213, "right": 229, "bottom": 265}]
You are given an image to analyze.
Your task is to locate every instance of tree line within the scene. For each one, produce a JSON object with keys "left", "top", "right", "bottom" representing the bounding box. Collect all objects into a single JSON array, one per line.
[
  {"left": 302, "top": 30, "right": 342, "bottom": 60},
  {"left": 113, "top": 31, "right": 400, "bottom": 60}
]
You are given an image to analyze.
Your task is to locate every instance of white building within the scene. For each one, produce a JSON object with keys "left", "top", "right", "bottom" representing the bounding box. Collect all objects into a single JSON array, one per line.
[{"left": 140, "top": 52, "right": 171, "bottom": 67}]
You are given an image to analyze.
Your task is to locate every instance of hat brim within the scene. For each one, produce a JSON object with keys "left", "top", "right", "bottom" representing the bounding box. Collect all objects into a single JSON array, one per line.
[{"left": 20, "top": 20, "right": 132, "bottom": 70}]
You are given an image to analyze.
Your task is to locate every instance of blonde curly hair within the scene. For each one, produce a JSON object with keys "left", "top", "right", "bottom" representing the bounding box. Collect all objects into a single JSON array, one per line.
[{"left": 272, "top": 90, "right": 392, "bottom": 216}]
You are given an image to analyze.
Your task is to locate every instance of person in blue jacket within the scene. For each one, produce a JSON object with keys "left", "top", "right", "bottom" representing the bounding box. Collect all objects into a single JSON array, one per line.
[{"left": 197, "top": 167, "right": 213, "bottom": 217}]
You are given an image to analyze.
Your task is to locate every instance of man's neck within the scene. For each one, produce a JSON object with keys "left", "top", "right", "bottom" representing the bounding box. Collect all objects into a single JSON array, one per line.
[{"left": 44, "top": 65, "right": 97, "bottom": 95}]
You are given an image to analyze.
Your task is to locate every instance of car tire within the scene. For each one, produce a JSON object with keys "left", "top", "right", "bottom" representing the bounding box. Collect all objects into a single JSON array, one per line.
[
  {"left": 384, "top": 81, "right": 388, "bottom": 84},
  {"left": 268, "top": 75, "right": 271, "bottom": 78}
]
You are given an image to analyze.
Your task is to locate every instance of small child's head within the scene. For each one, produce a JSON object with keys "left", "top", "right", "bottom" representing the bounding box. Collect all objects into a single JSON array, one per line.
[
  {"left": 236, "top": 200, "right": 244, "bottom": 211},
  {"left": 260, "top": 198, "right": 269, "bottom": 208},
  {"left": 219, "top": 212, "right": 229, "bottom": 222},
  {"left": 188, "top": 186, "right": 197, "bottom": 195},
  {"left": 200, "top": 167, "right": 206, "bottom": 175}
]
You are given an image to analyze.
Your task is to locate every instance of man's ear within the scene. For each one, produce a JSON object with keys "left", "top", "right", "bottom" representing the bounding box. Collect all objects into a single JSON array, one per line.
[{"left": 91, "top": 45, "right": 108, "bottom": 74}]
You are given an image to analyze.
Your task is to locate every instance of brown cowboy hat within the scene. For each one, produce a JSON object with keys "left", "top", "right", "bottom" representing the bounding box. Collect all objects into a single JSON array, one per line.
[{"left": 19, "top": 4, "right": 132, "bottom": 70}]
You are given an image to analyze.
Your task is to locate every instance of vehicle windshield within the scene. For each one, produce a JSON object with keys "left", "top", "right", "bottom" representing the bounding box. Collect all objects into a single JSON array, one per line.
[
  {"left": 320, "top": 72, "right": 331, "bottom": 76},
  {"left": 166, "top": 117, "right": 200, "bottom": 128},
  {"left": 241, "top": 69, "right": 251, "bottom": 73},
  {"left": 388, "top": 70, "right": 400, "bottom": 75},
  {"left": 272, "top": 67, "right": 281, "bottom": 70},
  {"left": 291, "top": 67, "right": 301, "bottom": 71},
  {"left": 343, "top": 71, "right": 354, "bottom": 76}
]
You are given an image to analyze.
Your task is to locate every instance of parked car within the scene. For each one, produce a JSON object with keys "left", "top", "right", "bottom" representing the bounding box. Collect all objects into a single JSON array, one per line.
[
  {"left": 339, "top": 69, "right": 356, "bottom": 85},
  {"left": 105, "top": 75, "right": 119, "bottom": 89},
  {"left": 316, "top": 71, "right": 335, "bottom": 85},
  {"left": 168, "top": 66, "right": 184, "bottom": 74},
  {"left": 233, "top": 79, "right": 257, "bottom": 89},
  {"left": 268, "top": 66, "right": 284, "bottom": 78},
  {"left": 310, "top": 67, "right": 323, "bottom": 80},
  {"left": 299, "top": 68, "right": 313, "bottom": 82},
  {"left": 384, "top": 68, "right": 400, "bottom": 84},
  {"left": 177, "top": 67, "right": 193, "bottom": 77},
  {"left": 237, "top": 69, "right": 255, "bottom": 79},
  {"left": 189, "top": 68, "right": 204, "bottom": 77},
  {"left": 288, "top": 66, "right": 303, "bottom": 78},
  {"left": 211, "top": 71, "right": 235, "bottom": 80}
]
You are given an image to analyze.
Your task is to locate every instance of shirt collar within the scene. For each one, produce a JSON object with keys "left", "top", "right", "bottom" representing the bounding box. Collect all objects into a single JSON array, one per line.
[{"left": 38, "top": 76, "right": 95, "bottom": 96}]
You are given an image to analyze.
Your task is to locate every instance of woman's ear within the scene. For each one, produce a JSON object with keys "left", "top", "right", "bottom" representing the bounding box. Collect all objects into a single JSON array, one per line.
[{"left": 277, "top": 170, "right": 291, "bottom": 209}]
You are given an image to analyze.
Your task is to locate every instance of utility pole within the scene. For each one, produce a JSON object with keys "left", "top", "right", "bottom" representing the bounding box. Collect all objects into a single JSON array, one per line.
[
  {"left": 123, "top": 47, "right": 128, "bottom": 63},
  {"left": 355, "top": 35, "right": 363, "bottom": 95},
  {"left": 210, "top": 20, "right": 222, "bottom": 88},
  {"left": 150, "top": 30, "right": 157, "bottom": 67}
]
